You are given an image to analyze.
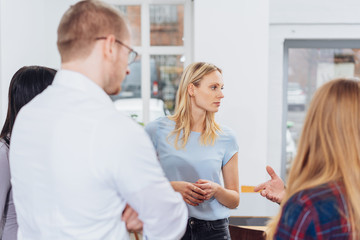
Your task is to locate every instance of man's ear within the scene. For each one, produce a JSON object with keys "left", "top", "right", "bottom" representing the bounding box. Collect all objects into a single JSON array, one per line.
[
  {"left": 188, "top": 83, "right": 194, "bottom": 97},
  {"left": 103, "top": 35, "right": 116, "bottom": 59}
]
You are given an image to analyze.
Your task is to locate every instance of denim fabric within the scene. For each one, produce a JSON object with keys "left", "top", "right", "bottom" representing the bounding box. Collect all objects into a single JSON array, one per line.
[{"left": 181, "top": 217, "right": 231, "bottom": 240}]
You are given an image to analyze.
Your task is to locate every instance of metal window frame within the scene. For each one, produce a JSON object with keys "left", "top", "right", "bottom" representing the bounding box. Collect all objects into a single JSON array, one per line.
[{"left": 281, "top": 39, "right": 360, "bottom": 179}]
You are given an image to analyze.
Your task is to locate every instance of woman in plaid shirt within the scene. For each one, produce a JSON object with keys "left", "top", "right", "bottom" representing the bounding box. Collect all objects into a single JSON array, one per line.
[{"left": 266, "top": 79, "right": 360, "bottom": 239}]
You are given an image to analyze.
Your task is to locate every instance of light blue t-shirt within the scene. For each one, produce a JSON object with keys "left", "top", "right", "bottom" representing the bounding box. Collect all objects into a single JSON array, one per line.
[{"left": 145, "top": 117, "right": 239, "bottom": 220}]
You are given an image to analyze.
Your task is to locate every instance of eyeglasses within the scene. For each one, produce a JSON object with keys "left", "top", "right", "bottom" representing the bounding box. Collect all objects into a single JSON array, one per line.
[{"left": 95, "top": 37, "right": 138, "bottom": 65}]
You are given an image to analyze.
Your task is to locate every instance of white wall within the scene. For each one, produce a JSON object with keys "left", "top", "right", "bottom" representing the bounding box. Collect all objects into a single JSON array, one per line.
[
  {"left": 270, "top": 0, "right": 360, "bottom": 24},
  {"left": 194, "top": 0, "right": 278, "bottom": 216},
  {"left": 0, "top": 0, "right": 77, "bottom": 124}
]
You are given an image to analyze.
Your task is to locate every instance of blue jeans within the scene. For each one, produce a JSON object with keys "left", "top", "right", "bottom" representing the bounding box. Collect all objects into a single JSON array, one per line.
[{"left": 181, "top": 217, "right": 231, "bottom": 240}]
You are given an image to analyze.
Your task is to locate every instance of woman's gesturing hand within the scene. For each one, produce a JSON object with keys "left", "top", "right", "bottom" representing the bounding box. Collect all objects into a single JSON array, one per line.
[
  {"left": 254, "top": 166, "right": 285, "bottom": 204},
  {"left": 194, "top": 179, "right": 220, "bottom": 200},
  {"left": 171, "top": 181, "right": 207, "bottom": 206}
]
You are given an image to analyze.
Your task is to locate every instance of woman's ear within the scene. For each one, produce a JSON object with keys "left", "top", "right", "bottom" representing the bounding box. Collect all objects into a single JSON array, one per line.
[{"left": 188, "top": 83, "right": 194, "bottom": 97}]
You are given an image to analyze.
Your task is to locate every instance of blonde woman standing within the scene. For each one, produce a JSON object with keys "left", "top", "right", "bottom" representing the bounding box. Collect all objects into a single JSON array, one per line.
[
  {"left": 145, "top": 62, "right": 239, "bottom": 239},
  {"left": 267, "top": 79, "right": 360, "bottom": 239}
]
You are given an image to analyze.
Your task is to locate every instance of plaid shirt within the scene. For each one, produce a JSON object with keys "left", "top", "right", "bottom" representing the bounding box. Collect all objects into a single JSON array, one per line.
[{"left": 274, "top": 181, "right": 352, "bottom": 240}]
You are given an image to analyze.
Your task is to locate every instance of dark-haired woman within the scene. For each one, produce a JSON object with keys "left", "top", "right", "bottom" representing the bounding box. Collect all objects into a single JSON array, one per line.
[{"left": 0, "top": 66, "right": 56, "bottom": 240}]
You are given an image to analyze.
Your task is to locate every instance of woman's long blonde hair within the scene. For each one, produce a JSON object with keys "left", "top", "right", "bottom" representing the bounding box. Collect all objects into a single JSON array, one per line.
[
  {"left": 168, "top": 62, "right": 222, "bottom": 149},
  {"left": 267, "top": 79, "right": 360, "bottom": 239}
]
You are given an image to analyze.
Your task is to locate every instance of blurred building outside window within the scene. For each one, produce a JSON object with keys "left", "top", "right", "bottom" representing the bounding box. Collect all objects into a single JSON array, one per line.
[{"left": 110, "top": 1, "right": 192, "bottom": 124}]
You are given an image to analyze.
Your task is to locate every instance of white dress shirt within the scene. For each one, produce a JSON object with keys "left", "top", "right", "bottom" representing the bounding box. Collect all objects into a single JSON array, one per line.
[{"left": 9, "top": 70, "right": 187, "bottom": 240}]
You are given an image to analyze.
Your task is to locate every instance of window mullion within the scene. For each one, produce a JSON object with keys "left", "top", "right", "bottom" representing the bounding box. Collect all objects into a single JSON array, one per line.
[
  {"left": 184, "top": 0, "right": 193, "bottom": 66},
  {"left": 141, "top": 2, "right": 151, "bottom": 125}
]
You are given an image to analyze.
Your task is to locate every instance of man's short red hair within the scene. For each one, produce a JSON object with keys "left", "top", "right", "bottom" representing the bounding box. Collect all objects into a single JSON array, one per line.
[{"left": 57, "top": 0, "right": 129, "bottom": 62}]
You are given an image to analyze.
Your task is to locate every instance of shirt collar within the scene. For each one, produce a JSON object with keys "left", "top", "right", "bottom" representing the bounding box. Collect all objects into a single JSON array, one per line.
[{"left": 53, "top": 69, "right": 113, "bottom": 106}]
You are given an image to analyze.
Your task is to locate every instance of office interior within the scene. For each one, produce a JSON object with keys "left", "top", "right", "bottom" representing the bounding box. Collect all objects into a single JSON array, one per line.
[{"left": 1, "top": 0, "right": 360, "bottom": 225}]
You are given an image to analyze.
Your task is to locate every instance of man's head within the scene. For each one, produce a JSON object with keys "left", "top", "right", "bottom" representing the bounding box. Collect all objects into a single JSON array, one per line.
[
  {"left": 57, "top": 0, "right": 129, "bottom": 63},
  {"left": 57, "top": 0, "right": 132, "bottom": 95}
]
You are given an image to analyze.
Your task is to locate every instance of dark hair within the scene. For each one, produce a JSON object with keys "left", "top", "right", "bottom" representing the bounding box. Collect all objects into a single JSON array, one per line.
[{"left": 0, "top": 66, "right": 57, "bottom": 145}]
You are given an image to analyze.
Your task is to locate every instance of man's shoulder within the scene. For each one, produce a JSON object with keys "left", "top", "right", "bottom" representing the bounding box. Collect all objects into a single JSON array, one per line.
[
  {"left": 103, "top": 111, "right": 145, "bottom": 130},
  {"left": 98, "top": 111, "right": 151, "bottom": 146}
]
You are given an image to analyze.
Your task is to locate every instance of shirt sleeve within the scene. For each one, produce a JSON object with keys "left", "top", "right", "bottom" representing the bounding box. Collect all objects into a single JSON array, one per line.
[
  {"left": 94, "top": 114, "right": 187, "bottom": 239},
  {"left": 274, "top": 196, "right": 317, "bottom": 240},
  {"left": 0, "top": 143, "right": 11, "bottom": 222},
  {"left": 222, "top": 128, "right": 239, "bottom": 167}
]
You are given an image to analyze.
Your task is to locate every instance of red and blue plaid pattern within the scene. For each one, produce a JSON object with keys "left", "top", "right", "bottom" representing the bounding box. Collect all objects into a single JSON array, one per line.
[{"left": 274, "top": 181, "right": 352, "bottom": 239}]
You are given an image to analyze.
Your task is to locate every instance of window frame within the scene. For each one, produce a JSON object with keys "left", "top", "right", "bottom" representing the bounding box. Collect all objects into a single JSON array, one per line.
[
  {"left": 282, "top": 39, "right": 360, "bottom": 178},
  {"left": 106, "top": 0, "right": 193, "bottom": 124}
]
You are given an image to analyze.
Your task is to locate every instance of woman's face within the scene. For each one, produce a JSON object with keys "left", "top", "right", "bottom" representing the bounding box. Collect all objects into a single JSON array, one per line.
[{"left": 190, "top": 70, "right": 224, "bottom": 113}]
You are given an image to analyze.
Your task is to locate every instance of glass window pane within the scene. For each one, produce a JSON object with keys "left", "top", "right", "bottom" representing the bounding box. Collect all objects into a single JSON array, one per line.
[
  {"left": 115, "top": 5, "right": 141, "bottom": 46},
  {"left": 150, "top": 5, "right": 184, "bottom": 46},
  {"left": 286, "top": 48, "right": 360, "bottom": 173},
  {"left": 111, "top": 56, "right": 142, "bottom": 101},
  {"left": 111, "top": 57, "right": 143, "bottom": 123},
  {"left": 150, "top": 55, "right": 184, "bottom": 114}
]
